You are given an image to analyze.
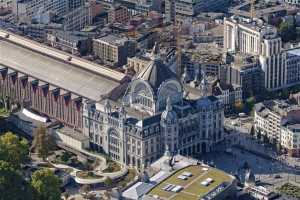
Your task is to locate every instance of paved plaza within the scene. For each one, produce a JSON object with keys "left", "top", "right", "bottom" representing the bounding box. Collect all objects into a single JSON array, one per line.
[{"left": 201, "top": 146, "right": 300, "bottom": 189}]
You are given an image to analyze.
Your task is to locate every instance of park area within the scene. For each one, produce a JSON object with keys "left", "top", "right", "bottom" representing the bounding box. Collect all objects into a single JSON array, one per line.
[{"left": 147, "top": 165, "right": 233, "bottom": 200}]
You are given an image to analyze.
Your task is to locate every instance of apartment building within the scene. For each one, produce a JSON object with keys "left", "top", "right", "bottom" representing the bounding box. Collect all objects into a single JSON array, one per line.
[
  {"left": 254, "top": 100, "right": 300, "bottom": 157},
  {"left": 281, "top": 124, "right": 300, "bottom": 157},
  {"left": 0, "top": 0, "right": 12, "bottom": 8},
  {"left": 107, "top": 5, "right": 130, "bottom": 24},
  {"left": 93, "top": 35, "right": 136, "bottom": 67},
  {"left": 284, "top": 0, "right": 300, "bottom": 5},
  {"left": 212, "top": 82, "right": 242, "bottom": 112}
]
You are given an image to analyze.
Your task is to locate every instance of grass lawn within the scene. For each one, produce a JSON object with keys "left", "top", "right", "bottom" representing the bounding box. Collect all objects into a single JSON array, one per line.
[
  {"left": 117, "top": 168, "right": 137, "bottom": 187},
  {"left": 148, "top": 166, "right": 207, "bottom": 199},
  {"left": 165, "top": 166, "right": 206, "bottom": 186},
  {"left": 148, "top": 166, "right": 233, "bottom": 200},
  {"left": 76, "top": 171, "right": 103, "bottom": 179},
  {"left": 103, "top": 161, "right": 121, "bottom": 173},
  {"left": 184, "top": 169, "right": 232, "bottom": 198},
  {"left": 0, "top": 108, "right": 8, "bottom": 117},
  {"left": 171, "top": 192, "right": 198, "bottom": 200}
]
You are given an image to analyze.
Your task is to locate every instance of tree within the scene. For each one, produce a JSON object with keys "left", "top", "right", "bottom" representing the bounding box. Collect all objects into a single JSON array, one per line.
[
  {"left": 31, "top": 168, "right": 61, "bottom": 200},
  {"left": 0, "top": 132, "right": 29, "bottom": 168},
  {"left": 245, "top": 96, "right": 256, "bottom": 114},
  {"left": 234, "top": 100, "right": 244, "bottom": 113},
  {"left": 86, "top": 193, "right": 96, "bottom": 200},
  {"left": 31, "top": 125, "right": 56, "bottom": 160},
  {"left": 104, "top": 177, "right": 113, "bottom": 187},
  {"left": 0, "top": 161, "right": 34, "bottom": 200},
  {"left": 263, "top": 134, "right": 269, "bottom": 144},
  {"left": 242, "top": 161, "right": 250, "bottom": 170},
  {"left": 60, "top": 151, "right": 72, "bottom": 163},
  {"left": 256, "top": 130, "right": 262, "bottom": 141},
  {"left": 250, "top": 126, "right": 255, "bottom": 138},
  {"left": 62, "top": 192, "right": 70, "bottom": 200},
  {"left": 280, "top": 89, "right": 289, "bottom": 99},
  {"left": 276, "top": 143, "right": 282, "bottom": 154},
  {"left": 278, "top": 21, "right": 297, "bottom": 43}
]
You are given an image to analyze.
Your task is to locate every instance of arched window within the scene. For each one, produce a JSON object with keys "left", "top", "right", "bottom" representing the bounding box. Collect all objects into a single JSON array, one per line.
[
  {"left": 131, "top": 81, "right": 153, "bottom": 109},
  {"left": 158, "top": 81, "right": 182, "bottom": 110}
]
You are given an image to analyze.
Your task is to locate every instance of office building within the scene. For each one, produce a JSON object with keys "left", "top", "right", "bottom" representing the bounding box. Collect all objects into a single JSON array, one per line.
[
  {"left": 108, "top": 5, "right": 130, "bottom": 24},
  {"left": 223, "top": 55, "right": 264, "bottom": 98},
  {"left": 224, "top": 16, "right": 286, "bottom": 91},
  {"left": 283, "top": 48, "right": 300, "bottom": 87},
  {"left": 165, "top": 0, "right": 229, "bottom": 23},
  {"left": 93, "top": 35, "right": 136, "bottom": 67},
  {"left": 47, "top": 30, "right": 94, "bottom": 55},
  {"left": 61, "top": 3, "right": 92, "bottom": 31},
  {"left": 12, "top": 0, "right": 85, "bottom": 23}
]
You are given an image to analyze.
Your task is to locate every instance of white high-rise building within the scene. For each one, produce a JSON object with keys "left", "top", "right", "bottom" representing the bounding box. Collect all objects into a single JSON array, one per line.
[{"left": 224, "top": 16, "right": 286, "bottom": 91}]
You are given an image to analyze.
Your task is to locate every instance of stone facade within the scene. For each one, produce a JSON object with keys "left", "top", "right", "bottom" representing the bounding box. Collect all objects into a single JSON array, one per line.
[
  {"left": 254, "top": 100, "right": 300, "bottom": 157},
  {"left": 83, "top": 44, "right": 225, "bottom": 168}
]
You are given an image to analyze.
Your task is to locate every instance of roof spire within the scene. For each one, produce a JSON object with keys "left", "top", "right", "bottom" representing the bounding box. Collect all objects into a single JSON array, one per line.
[
  {"left": 166, "top": 96, "right": 172, "bottom": 111},
  {"left": 150, "top": 42, "right": 160, "bottom": 60},
  {"left": 200, "top": 69, "right": 209, "bottom": 97},
  {"left": 164, "top": 144, "right": 171, "bottom": 157}
]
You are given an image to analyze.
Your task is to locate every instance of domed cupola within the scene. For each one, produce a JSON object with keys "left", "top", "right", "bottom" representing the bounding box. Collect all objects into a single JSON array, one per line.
[
  {"left": 104, "top": 99, "right": 111, "bottom": 113},
  {"left": 161, "top": 97, "right": 177, "bottom": 124},
  {"left": 118, "top": 105, "right": 126, "bottom": 123}
]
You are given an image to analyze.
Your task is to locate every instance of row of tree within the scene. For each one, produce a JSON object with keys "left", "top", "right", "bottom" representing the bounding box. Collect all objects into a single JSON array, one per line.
[
  {"left": 249, "top": 126, "right": 282, "bottom": 153},
  {"left": 31, "top": 126, "right": 56, "bottom": 161},
  {"left": 0, "top": 131, "right": 61, "bottom": 200},
  {"left": 234, "top": 96, "right": 256, "bottom": 115}
]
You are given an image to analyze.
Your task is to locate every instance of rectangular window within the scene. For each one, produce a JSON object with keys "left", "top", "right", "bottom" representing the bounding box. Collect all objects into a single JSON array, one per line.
[{"left": 85, "top": 119, "right": 88, "bottom": 127}]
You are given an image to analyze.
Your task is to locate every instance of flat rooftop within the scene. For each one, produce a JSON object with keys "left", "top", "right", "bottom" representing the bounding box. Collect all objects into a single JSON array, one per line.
[
  {"left": 94, "top": 34, "right": 128, "bottom": 46},
  {"left": 230, "top": 1, "right": 297, "bottom": 18},
  {"left": 147, "top": 165, "right": 234, "bottom": 200},
  {"left": 0, "top": 30, "right": 127, "bottom": 101},
  {"left": 57, "top": 126, "right": 89, "bottom": 142},
  {"left": 287, "top": 48, "right": 300, "bottom": 56}
]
